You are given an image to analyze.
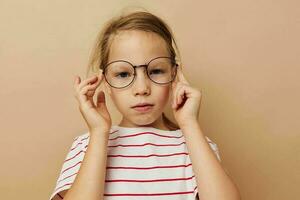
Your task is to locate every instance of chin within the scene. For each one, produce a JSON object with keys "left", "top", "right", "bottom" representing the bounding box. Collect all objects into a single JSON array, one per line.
[{"left": 130, "top": 115, "right": 157, "bottom": 126}]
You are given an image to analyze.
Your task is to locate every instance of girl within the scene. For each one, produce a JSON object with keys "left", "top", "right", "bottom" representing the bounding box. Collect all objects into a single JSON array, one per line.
[{"left": 49, "top": 10, "right": 240, "bottom": 200}]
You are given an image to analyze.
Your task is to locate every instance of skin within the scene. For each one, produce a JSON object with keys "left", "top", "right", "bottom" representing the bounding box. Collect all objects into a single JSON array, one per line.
[
  {"left": 103, "top": 30, "right": 174, "bottom": 130},
  {"left": 73, "top": 29, "right": 241, "bottom": 200}
]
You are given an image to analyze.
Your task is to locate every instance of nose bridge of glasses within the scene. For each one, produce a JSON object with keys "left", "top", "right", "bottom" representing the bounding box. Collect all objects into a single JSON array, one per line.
[
  {"left": 133, "top": 64, "right": 148, "bottom": 71},
  {"left": 131, "top": 64, "right": 153, "bottom": 88},
  {"left": 133, "top": 64, "right": 149, "bottom": 76}
]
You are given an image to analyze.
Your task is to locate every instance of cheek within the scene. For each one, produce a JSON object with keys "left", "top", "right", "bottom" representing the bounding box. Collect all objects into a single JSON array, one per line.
[
  {"left": 110, "top": 91, "right": 128, "bottom": 111},
  {"left": 155, "top": 86, "right": 171, "bottom": 105}
]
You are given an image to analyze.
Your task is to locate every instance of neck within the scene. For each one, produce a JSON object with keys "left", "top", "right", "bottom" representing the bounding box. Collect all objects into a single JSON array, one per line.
[{"left": 118, "top": 115, "right": 170, "bottom": 131}]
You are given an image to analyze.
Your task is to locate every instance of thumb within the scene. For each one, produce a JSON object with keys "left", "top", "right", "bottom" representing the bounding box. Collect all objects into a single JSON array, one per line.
[{"left": 96, "top": 91, "right": 109, "bottom": 112}]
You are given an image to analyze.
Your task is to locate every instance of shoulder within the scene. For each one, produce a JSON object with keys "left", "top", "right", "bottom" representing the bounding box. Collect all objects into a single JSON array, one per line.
[
  {"left": 73, "top": 132, "right": 90, "bottom": 143},
  {"left": 48, "top": 132, "right": 90, "bottom": 200}
]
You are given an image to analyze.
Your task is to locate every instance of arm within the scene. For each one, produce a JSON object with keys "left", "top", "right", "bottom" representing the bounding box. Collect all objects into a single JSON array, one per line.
[
  {"left": 182, "top": 121, "right": 241, "bottom": 200},
  {"left": 63, "top": 129, "right": 109, "bottom": 200}
]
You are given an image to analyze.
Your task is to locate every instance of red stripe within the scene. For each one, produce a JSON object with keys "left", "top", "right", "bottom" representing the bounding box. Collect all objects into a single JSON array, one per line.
[
  {"left": 72, "top": 129, "right": 117, "bottom": 143},
  {"left": 194, "top": 185, "right": 197, "bottom": 191},
  {"left": 61, "top": 161, "right": 82, "bottom": 175},
  {"left": 109, "top": 131, "right": 183, "bottom": 141},
  {"left": 57, "top": 171, "right": 77, "bottom": 184},
  {"left": 70, "top": 142, "right": 83, "bottom": 151},
  {"left": 61, "top": 151, "right": 189, "bottom": 176},
  {"left": 57, "top": 192, "right": 63, "bottom": 199},
  {"left": 69, "top": 130, "right": 184, "bottom": 153},
  {"left": 64, "top": 149, "right": 85, "bottom": 162},
  {"left": 105, "top": 175, "right": 195, "bottom": 182},
  {"left": 54, "top": 177, "right": 197, "bottom": 195},
  {"left": 57, "top": 163, "right": 193, "bottom": 184},
  {"left": 108, "top": 142, "right": 186, "bottom": 148},
  {"left": 104, "top": 190, "right": 195, "bottom": 196},
  {"left": 69, "top": 137, "right": 88, "bottom": 151},
  {"left": 71, "top": 137, "right": 212, "bottom": 152},
  {"left": 108, "top": 152, "right": 188, "bottom": 158},
  {"left": 54, "top": 182, "right": 72, "bottom": 194},
  {"left": 69, "top": 130, "right": 117, "bottom": 151},
  {"left": 109, "top": 129, "right": 119, "bottom": 135},
  {"left": 70, "top": 141, "right": 186, "bottom": 153},
  {"left": 106, "top": 163, "right": 192, "bottom": 170},
  {"left": 80, "top": 136, "right": 89, "bottom": 141}
]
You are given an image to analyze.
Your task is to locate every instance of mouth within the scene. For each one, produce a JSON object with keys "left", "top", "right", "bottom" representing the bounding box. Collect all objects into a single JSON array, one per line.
[{"left": 131, "top": 103, "right": 154, "bottom": 112}]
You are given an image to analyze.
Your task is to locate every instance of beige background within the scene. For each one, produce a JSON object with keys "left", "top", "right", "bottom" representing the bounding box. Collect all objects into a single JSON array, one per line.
[{"left": 0, "top": 0, "right": 299, "bottom": 199}]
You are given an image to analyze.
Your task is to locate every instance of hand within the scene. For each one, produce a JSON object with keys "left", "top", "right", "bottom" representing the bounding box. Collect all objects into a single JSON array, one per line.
[
  {"left": 171, "top": 66, "right": 202, "bottom": 128},
  {"left": 73, "top": 69, "right": 112, "bottom": 133}
]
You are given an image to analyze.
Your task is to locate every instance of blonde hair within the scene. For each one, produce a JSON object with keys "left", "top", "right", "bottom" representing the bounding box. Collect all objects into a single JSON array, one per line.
[{"left": 86, "top": 9, "right": 181, "bottom": 131}]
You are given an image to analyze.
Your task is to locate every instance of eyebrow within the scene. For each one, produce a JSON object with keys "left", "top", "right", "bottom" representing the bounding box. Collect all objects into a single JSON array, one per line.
[{"left": 107, "top": 56, "right": 173, "bottom": 66}]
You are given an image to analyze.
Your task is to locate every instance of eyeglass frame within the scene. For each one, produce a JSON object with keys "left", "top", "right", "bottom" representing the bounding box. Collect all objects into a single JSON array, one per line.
[{"left": 101, "top": 56, "right": 179, "bottom": 89}]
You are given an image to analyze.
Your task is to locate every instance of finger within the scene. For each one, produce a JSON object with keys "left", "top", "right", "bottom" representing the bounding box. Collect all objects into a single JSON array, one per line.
[
  {"left": 171, "top": 66, "right": 180, "bottom": 89},
  {"left": 83, "top": 73, "right": 105, "bottom": 95},
  {"left": 177, "top": 85, "right": 187, "bottom": 108},
  {"left": 74, "top": 75, "right": 81, "bottom": 90},
  {"left": 96, "top": 91, "right": 110, "bottom": 115},
  {"left": 97, "top": 90, "right": 106, "bottom": 105},
  {"left": 77, "top": 89, "right": 87, "bottom": 104},
  {"left": 91, "top": 73, "right": 104, "bottom": 89},
  {"left": 76, "top": 72, "right": 104, "bottom": 102},
  {"left": 86, "top": 90, "right": 96, "bottom": 98},
  {"left": 78, "top": 85, "right": 96, "bottom": 107},
  {"left": 80, "top": 85, "right": 95, "bottom": 96},
  {"left": 177, "top": 66, "right": 189, "bottom": 85},
  {"left": 171, "top": 65, "right": 184, "bottom": 92},
  {"left": 171, "top": 74, "right": 179, "bottom": 95},
  {"left": 84, "top": 74, "right": 104, "bottom": 95},
  {"left": 172, "top": 82, "right": 183, "bottom": 108},
  {"left": 73, "top": 75, "right": 82, "bottom": 100},
  {"left": 80, "top": 80, "right": 103, "bottom": 98},
  {"left": 78, "top": 75, "right": 99, "bottom": 91},
  {"left": 175, "top": 84, "right": 185, "bottom": 109}
]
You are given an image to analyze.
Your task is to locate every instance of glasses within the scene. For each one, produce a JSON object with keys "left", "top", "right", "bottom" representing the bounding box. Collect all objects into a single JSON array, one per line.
[{"left": 102, "top": 56, "right": 178, "bottom": 89}]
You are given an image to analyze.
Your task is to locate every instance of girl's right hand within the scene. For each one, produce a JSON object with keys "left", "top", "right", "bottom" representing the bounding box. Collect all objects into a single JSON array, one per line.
[{"left": 73, "top": 70, "right": 112, "bottom": 133}]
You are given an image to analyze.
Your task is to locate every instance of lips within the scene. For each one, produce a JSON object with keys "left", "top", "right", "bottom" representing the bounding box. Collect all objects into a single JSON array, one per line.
[
  {"left": 132, "top": 105, "right": 153, "bottom": 112},
  {"left": 131, "top": 103, "right": 154, "bottom": 108},
  {"left": 131, "top": 103, "right": 154, "bottom": 112}
]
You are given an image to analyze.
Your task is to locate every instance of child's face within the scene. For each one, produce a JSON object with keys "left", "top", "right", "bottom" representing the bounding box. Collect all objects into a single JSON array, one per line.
[{"left": 104, "top": 30, "right": 173, "bottom": 128}]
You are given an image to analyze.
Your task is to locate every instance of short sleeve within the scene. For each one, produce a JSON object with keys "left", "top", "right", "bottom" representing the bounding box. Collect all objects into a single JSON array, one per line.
[
  {"left": 205, "top": 136, "right": 221, "bottom": 162},
  {"left": 49, "top": 133, "right": 89, "bottom": 200}
]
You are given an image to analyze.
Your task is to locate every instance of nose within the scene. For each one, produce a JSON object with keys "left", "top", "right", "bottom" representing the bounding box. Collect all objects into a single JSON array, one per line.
[{"left": 132, "top": 66, "right": 151, "bottom": 96}]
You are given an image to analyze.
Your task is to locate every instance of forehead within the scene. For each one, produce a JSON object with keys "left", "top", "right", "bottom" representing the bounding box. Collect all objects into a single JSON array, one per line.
[{"left": 108, "top": 30, "right": 169, "bottom": 64}]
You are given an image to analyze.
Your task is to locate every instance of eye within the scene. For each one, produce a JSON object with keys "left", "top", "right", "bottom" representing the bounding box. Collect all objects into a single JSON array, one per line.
[
  {"left": 116, "top": 72, "right": 131, "bottom": 78},
  {"left": 150, "top": 69, "right": 165, "bottom": 75}
]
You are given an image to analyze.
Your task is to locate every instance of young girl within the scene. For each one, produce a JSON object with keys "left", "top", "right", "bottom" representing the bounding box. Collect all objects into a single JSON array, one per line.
[{"left": 49, "top": 10, "right": 240, "bottom": 200}]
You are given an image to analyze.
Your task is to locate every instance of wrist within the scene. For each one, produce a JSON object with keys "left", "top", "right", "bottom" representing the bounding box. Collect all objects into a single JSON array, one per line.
[
  {"left": 180, "top": 121, "right": 200, "bottom": 132},
  {"left": 89, "top": 128, "right": 110, "bottom": 137},
  {"left": 180, "top": 120, "right": 200, "bottom": 131}
]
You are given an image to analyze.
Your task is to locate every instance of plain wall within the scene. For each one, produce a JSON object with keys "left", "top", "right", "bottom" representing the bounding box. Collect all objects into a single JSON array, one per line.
[{"left": 0, "top": 0, "right": 299, "bottom": 199}]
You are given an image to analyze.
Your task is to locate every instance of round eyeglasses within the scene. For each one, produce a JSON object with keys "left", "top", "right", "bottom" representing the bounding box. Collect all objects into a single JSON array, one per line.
[{"left": 102, "top": 56, "right": 178, "bottom": 89}]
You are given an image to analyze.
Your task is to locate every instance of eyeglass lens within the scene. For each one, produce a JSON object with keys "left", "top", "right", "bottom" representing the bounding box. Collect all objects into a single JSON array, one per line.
[{"left": 104, "top": 57, "right": 177, "bottom": 88}]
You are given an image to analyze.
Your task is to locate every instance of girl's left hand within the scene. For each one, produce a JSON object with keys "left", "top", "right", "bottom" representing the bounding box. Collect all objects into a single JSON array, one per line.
[{"left": 171, "top": 66, "right": 202, "bottom": 128}]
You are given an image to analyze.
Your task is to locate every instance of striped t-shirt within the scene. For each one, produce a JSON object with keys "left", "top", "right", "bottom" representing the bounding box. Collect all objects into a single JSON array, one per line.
[{"left": 49, "top": 125, "right": 221, "bottom": 200}]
